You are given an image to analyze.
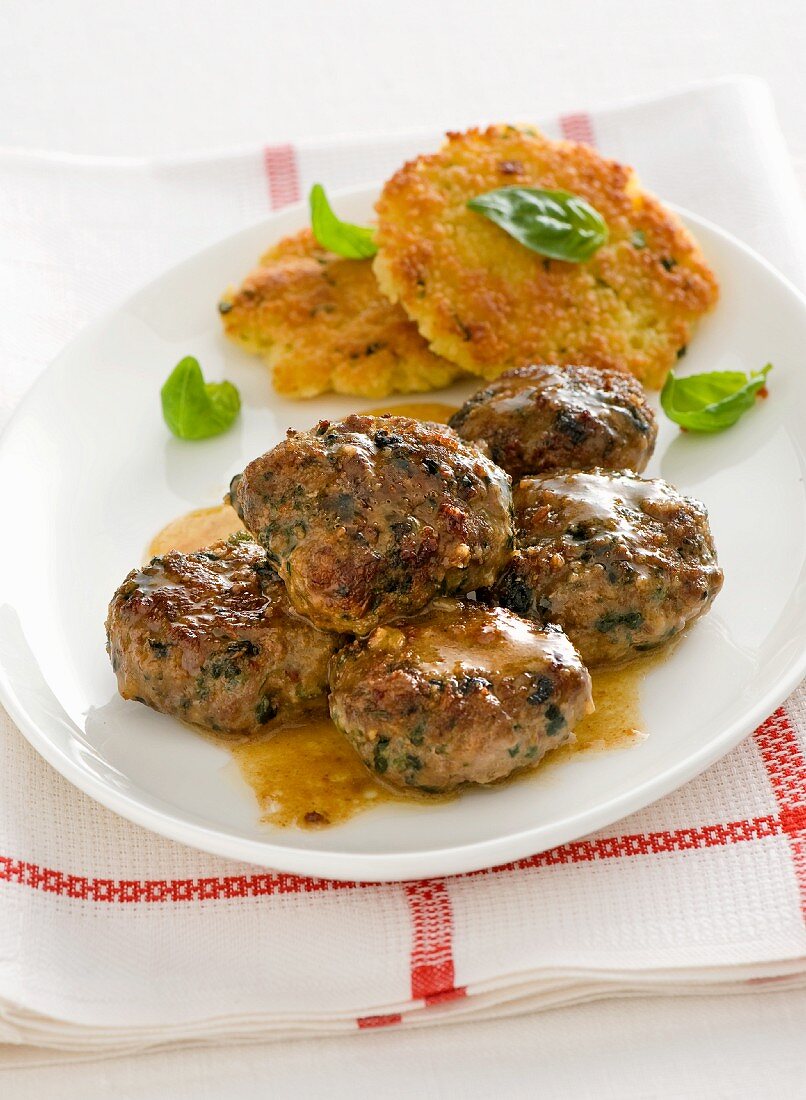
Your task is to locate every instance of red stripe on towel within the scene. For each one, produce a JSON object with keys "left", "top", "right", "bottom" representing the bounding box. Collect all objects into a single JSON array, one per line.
[
  {"left": 356, "top": 1013, "right": 403, "bottom": 1029},
  {"left": 0, "top": 860, "right": 365, "bottom": 901},
  {"left": 755, "top": 707, "right": 806, "bottom": 919},
  {"left": 404, "top": 880, "right": 466, "bottom": 1004},
  {"left": 559, "top": 112, "right": 597, "bottom": 147},
  {"left": 476, "top": 815, "right": 783, "bottom": 874},
  {"left": 0, "top": 815, "right": 786, "bottom": 903},
  {"left": 263, "top": 144, "right": 301, "bottom": 209}
]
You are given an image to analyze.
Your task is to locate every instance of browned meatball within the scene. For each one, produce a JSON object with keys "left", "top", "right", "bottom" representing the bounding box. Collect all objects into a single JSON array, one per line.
[
  {"left": 232, "top": 415, "right": 514, "bottom": 635},
  {"left": 493, "top": 470, "right": 723, "bottom": 666},
  {"left": 328, "top": 599, "right": 592, "bottom": 792},
  {"left": 106, "top": 535, "right": 341, "bottom": 733},
  {"left": 448, "top": 364, "right": 657, "bottom": 481}
]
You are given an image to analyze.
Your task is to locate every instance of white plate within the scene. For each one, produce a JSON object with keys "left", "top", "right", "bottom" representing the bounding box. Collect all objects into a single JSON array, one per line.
[{"left": 1, "top": 185, "right": 805, "bottom": 882}]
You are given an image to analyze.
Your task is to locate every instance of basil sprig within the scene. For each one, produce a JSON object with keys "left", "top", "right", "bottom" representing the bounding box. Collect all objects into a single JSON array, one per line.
[
  {"left": 661, "top": 364, "right": 772, "bottom": 433},
  {"left": 309, "top": 183, "right": 377, "bottom": 259},
  {"left": 161, "top": 356, "right": 241, "bottom": 440},
  {"left": 467, "top": 186, "right": 608, "bottom": 262}
]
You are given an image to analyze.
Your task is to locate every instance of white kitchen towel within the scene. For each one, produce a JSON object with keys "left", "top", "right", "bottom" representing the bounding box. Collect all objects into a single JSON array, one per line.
[{"left": 1, "top": 77, "right": 805, "bottom": 1064}]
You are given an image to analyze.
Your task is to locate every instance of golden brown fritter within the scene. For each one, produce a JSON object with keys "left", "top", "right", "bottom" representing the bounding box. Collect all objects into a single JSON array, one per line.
[
  {"left": 329, "top": 599, "right": 592, "bottom": 792},
  {"left": 219, "top": 229, "right": 463, "bottom": 399},
  {"left": 231, "top": 414, "right": 514, "bottom": 636},
  {"left": 374, "top": 126, "right": 719, "bottom": 389}
]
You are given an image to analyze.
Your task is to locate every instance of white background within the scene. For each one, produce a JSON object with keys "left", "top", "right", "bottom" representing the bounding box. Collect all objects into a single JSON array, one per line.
[
  {"left": 1, "top": 0, "right": 804, "bottom": 188},
  {"left": 2, "top": 1, "right": 805, "bottom": 1096}
]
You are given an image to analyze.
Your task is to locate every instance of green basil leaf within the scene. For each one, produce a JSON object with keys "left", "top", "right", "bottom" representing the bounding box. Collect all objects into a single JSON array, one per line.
[
  {"left": 467, "top": 186, "right": 608, "bottom": 262},
  {"left": 161, "top": 356, "right": 241, "bottom": 440},
  {"left": 309, "top": 183, "right": 377, "bottom": 259},
  {"left": 661, "top": 364, "right": 772, "bottom": 433}
]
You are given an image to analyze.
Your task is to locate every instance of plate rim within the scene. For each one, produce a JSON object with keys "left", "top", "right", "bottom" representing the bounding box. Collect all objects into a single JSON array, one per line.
[{"left": 2, "top": 184, "right": 806, "bottom": 882}]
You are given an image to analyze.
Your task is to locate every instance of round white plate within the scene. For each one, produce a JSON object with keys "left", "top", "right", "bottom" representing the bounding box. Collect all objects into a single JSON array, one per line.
[{"left": 1, "top": 185, "right": 805, "bottom": 882}]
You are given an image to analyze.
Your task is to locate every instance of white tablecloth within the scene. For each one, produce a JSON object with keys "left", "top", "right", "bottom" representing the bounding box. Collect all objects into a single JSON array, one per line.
[{"left": 2, "top": 1, "right": 805, "bottom": 1094}]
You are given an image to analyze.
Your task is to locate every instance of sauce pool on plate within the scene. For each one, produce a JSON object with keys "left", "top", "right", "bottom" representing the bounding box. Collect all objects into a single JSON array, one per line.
[
  {"left": 146, "top": 503, "right": 243, "bottom": 560},
  {"left": 558, "top": 660, "right": 653, "bottom": 757},
  {"left": 365, "top": 401, "right": 459, "bottom": 423},
  {"left": 226, "top": 708, "right": 412, "bottom": 828}
]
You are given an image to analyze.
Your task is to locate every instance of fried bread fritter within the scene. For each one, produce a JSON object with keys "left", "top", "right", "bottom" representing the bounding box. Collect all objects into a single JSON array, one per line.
[
  {"left": 219, "top": 229, "right": 463, "bottom": 399},
  {"left": 106, "top": 535, "right": 341, "bottom": 733},
  {"left": 374, "top": 125, "right": 718, "bottom": 388}
]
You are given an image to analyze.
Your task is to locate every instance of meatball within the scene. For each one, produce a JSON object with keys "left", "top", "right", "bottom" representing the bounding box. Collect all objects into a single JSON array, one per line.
[
  {"left": 328, "top": 598, "right": 592, "bottom": 792},
  {"left": 493, "top": 470, "right": 723, "bottom": 666},
  {"left": 448, "top": 363, "right": 657, "bottom": 481},
  {"left": 106, "top": 535, "right": 341, "bottom": 734},
  {"left": 232, "top": 414, "right": 514, "bottom": 635}
]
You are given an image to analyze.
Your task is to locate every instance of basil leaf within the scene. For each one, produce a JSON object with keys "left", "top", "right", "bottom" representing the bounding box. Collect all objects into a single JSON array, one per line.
[
  {"left": 161, "top": 357, "right": 241, "bottom": 440},
  {"left": 661, "top": 364, "right": 772, "bottom": 433},
  {"left": 309, "top": 183, "right": 377, "bottom": 259},
  {"left": 467, "top": 186, "right": 608, "bottom": 262}
]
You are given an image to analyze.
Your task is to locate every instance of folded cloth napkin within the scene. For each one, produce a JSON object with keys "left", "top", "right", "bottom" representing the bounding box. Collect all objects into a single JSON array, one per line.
[{"left": 1, "top": 77, "right": 805, "bottom": 1062}]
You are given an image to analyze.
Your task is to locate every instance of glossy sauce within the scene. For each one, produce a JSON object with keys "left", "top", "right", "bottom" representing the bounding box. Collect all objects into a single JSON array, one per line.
[
  {"left": 558, "top": 657, "right": 655, "bottom": 757},
  {"left": 146, "top": 503, "right": 244, "bottom": 560},
  {"left": 365, "top": 401, "right": 459, "bottom": 424},
  {"left": 228, "top": 708, "right": 410, "bottom": 828},
  {"left": 387, "top": 599, "right": 572, "bottom": 682},
  {"left": 533, "top": 470, "right": 669, "bottom": 532}
]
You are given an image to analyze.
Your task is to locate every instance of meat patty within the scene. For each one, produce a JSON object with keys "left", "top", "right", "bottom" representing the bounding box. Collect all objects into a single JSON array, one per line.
[
  {"left": 328, "top": 598, "right": 592, "bottom": 792},
  {"left": 448, "top": 363, "right": 657, "bottom": 481},
  {"left": 231, "top": 414, "right": 514, "bottom": 635},
  {"left": 493, "top": 470, "right": 723, "bottom": 666},
  {"left": 106, "top": 535, "right": 341, "bottom": 733}
]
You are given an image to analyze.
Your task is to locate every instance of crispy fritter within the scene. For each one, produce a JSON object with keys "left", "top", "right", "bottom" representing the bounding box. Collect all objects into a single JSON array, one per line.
[
  {"left": 231, "top": 414, "right": 514, "bottom": 636},
  {"left": 219, "top": 229, "right": 463, "bottom": 399},
  {"left": 374, "top": 126, "right": 719, "bottom": 388},
  {"left": 329, "top": 599, "right": 592, "bottom": 792},
  {"left": 106, "top": 536, "right": 342, "bottom": 733}
]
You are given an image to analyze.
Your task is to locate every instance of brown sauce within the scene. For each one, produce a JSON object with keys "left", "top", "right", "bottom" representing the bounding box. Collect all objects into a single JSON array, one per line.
[
  {"left": 365, "top": 401, "right": 459, "bottom": 424},
  {"left": 227, "top": 709, "right": 412, "bottom": 828},
  {"left": 555, "top": 656, "right": 656, "bottom": 760},
  {"left": 146, "top": 502, "right": 244, "bottom": 560},
  {"left": 409, "top": 600, "right": 564, "bottom": 681}
]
